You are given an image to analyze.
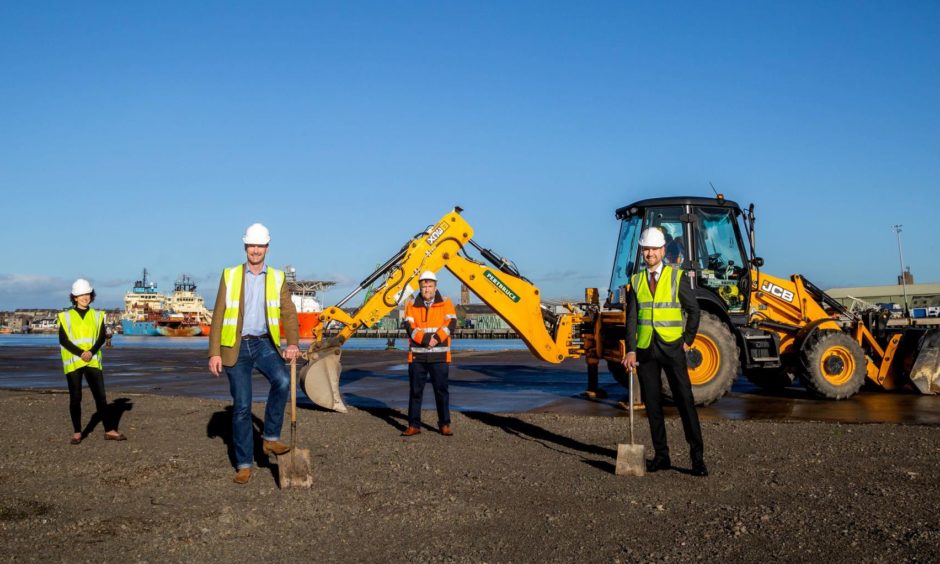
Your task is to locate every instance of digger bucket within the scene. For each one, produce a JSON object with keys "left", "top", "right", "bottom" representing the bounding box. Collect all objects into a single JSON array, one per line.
[
  {"left": 910, "top": 329, "right": 940, "bottom": 395},
  {"left": 298, "top": 346, "right": 343, "bottom": 409}
]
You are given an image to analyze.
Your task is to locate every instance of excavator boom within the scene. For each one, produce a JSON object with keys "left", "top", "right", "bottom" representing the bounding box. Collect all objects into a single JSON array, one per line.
[{"left": 299, "top": 208, "right": 584, "bottom": 408}]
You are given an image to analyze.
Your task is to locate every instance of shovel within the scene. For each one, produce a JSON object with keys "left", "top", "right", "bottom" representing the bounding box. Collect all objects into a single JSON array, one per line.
[
  {"left": 277, "top": 359, "right": 313, "bottom": 489},
  {"left": 615, "top": 366, "right": 646, "bottom": 476}
]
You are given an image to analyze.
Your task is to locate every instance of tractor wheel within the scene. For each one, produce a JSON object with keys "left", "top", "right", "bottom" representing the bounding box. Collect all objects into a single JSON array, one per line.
[
  {"left": 800, "top": 331, "right": 867, "bottom": 399},
  {"left": 744, "top": 367, "right": 795, "bottom": 390},
  {"left": 662, "top": 311, "right": 740, "bottom": 406}
]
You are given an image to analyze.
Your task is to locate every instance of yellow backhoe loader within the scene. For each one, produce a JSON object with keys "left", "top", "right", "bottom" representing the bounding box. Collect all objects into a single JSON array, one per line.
[
  {"left": 595, "top": 195, "right": 940, "bottom": 404},
  {"left": 300, "top": 201, "right": 940, "bottom": 408}
]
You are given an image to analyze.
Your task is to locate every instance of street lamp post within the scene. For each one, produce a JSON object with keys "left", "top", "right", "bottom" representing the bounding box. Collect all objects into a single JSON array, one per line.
[{"left": 892, "top": 224, "right": 909, "bottom": 317}]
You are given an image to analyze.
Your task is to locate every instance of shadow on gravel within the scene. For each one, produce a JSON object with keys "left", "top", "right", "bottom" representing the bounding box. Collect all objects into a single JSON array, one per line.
[
  {"left": 582, "top": 458, "right": 617, "bottom": 474},
  {"left": 464, "top": 411, "right": 616, "bottom": 459},
  {"left": 80, "top": 397, "right": 134, "bottom": 438},
  {"left": 206, "top": 407, "right": 276, "bottom": 478},
  {"left": 357, "top": 405, "right": 410, "bottom": 433}
]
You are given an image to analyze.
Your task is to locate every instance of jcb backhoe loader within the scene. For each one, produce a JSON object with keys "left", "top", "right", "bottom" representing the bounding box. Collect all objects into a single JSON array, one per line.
[
  {"left": 300, "top": 203, "right": 940, "bottom": 408},
  {"left": 595, "top": 195, "right": 940, "bottom": 404}
]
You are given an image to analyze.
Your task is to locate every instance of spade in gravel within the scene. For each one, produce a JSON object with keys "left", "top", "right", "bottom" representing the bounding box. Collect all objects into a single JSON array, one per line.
[
  {"left": 615, "top": 367, "right": 645, "bottom": 477},
  {"left": 278, "top": 359, "right": 313, "bottom": 489}
]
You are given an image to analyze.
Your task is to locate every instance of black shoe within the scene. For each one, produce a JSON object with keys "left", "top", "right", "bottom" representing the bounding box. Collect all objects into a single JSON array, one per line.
[
  {"left": 691, "top": 461, "right": 709, "bottom": 477},
  {"left": 646, "top": 457, "right": 671, "bottom": 472}
]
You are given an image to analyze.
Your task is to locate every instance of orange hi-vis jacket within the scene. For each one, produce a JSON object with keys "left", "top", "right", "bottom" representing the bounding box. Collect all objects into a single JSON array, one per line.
[{"left": 403, "top": 291, "right": 458, "bottom": 363}]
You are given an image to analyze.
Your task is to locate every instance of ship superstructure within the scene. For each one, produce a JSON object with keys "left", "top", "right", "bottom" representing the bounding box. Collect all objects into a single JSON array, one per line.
[
  {"left": 159, "top": 274, "right": 212, "bottom": 336},
  {"left": 121, "top": 269, "right": 165, "bottom": 335}
]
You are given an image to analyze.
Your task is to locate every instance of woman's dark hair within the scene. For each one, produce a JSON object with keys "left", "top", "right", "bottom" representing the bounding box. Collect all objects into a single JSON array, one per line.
[{"left": 70, "top": 290, "right": 96, "bottom": 307}]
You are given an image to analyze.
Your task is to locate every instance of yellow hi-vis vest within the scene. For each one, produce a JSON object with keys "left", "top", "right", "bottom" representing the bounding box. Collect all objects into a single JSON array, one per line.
[
  {"left": 57, "top": 308, "right": 103, "bottom": 374},
  {"left": 220, "top": 265, "right": 286, "bottom": 347},
  {"left": 632, "top": 265, "right": 684, "bottom": 349}
]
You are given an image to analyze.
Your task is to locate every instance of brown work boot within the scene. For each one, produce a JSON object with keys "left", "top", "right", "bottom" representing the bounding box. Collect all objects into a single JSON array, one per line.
[
  {"left": 401, "top": 426, "right": 421, "bottom": 437},
  {"left": 233, "top": 468, "right": 252, "bottom": 484},
  {"left": 262, "top": 440, "right": 290, "bottom": 456},
  {"left": 439, "top": 425, "right": 453, "bottom": 436}
]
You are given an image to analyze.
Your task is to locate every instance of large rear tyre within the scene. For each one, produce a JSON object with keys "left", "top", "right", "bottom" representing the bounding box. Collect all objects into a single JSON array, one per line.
[
  {"left": 662, "top": 311, "right": 740, "bottom": 406},
  {"left": 800, "top": 331, "right": 867, "bottom": 399},
  {"left": 744, "top": 366, "right": 795, "bottom": 390}
]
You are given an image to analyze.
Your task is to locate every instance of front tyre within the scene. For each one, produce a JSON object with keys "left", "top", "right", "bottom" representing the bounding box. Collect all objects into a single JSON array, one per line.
[
  {"left": 662, "top": 311, "right": 740, "bottom": 406},
  {"left": 800, "top": 331, "right": 867, "bottom": 399}
]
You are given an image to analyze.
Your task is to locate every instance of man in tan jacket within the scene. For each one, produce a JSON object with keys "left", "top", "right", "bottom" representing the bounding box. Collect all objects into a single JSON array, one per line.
[{"left": 208, "top": 223, "right": 300, "bottom": 484}]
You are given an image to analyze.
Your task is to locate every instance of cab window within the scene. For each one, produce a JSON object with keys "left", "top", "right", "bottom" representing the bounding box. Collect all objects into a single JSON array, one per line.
[{"left": 693, "top": 206, "right": 748, "bottom": 312}]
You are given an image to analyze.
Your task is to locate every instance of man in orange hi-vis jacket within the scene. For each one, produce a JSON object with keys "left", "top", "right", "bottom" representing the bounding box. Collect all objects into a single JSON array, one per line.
[{"left": 401, "top": 270, "right": 458, "bottom": 437}]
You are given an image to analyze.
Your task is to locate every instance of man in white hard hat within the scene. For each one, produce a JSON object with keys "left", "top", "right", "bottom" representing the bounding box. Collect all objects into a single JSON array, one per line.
[
  {"left": 622, "top": 226, "right": 707, "bottom": 476},
  {"left": 208, "top": 223, "right": 300, "bottom": 484},
  {"left": 400, "top": 270, "right": 458, "bottom": 437}
]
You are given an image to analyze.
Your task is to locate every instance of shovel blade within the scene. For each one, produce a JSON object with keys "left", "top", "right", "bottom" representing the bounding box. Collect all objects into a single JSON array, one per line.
[
  {"left": 615, "top": 443, "right": 646, "bottom": 477},
  {"left": 277, "top": 448, "right": 313, "bottom": 489},
  {"left": 299, "top": 348, "right": 342, "bottom": 409},
  {"left": 910, "top": 329, "right": 940, "bottom": 395}
]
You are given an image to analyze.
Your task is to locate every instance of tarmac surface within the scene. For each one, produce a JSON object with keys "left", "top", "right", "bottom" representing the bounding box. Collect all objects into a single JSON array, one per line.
[{"left": 1, "top": 346, "right": 938, "bottom": 426}]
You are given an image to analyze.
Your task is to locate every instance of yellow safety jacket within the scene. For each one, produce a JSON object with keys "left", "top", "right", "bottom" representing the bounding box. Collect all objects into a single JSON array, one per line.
[
  {"left": 58, "top": 308, "right": 104, "bottom": 374},
  {"left": 632, "top": 265, "right": 684, "bottom": 349},
  {"left": 219, "top": 265, "right": 286, "bottom": 346}
]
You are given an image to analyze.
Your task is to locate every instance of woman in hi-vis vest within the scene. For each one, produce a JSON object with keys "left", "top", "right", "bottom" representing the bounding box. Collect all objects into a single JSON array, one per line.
[{"left": 58, "top": 279, "right": 126, "bottom": 444}]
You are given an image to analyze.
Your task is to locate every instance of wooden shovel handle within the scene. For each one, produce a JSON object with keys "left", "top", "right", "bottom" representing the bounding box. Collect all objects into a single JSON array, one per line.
[{"left": 290, "top": 359, "right": 297, "bottom": 425}]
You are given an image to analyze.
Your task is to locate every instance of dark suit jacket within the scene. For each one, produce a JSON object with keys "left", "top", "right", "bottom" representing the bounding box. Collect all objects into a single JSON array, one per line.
[
  {"left": 625, "top": 265, "right": 700, "bottom": 354},
  {"left": 207, "top": 265, "right": 299, "bottom": 366}
]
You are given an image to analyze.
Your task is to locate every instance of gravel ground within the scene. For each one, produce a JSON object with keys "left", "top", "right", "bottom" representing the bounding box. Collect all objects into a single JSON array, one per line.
[{"left": 1, "top": 388, "right": 938, "bottom": 562}]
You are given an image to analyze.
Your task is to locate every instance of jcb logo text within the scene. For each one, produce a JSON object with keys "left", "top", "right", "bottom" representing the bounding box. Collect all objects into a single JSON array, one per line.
[
  {"left": 760, "top": 281, "right": 795, "bottom": 303},
  {"left": 426, "top": 221, "right": 449, "bottom": 246}
]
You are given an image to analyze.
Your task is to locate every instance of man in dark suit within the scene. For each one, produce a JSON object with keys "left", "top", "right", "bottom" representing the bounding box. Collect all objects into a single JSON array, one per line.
[{"left": 622, "top": 227, "right": 708, "bottom": 477}]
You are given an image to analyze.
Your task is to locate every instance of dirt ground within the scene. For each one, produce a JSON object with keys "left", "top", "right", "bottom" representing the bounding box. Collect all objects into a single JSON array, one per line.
[{"left": 1, "top": 386, "right": 938, "bottom": 562}]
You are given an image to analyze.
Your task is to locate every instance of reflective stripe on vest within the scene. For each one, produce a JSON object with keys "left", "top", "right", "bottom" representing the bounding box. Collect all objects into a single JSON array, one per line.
[
  {"left": 220, "top": 265, "right": 285, "bottom": 347},
  {"left": 410, "top": 346, "right": 451, "bottom": 354},
  {"left": 58, "top": 309, "right": 103, "bottom": 373},
  {"left": 632, "top": 266, "right": 684, "bottom": 349}
]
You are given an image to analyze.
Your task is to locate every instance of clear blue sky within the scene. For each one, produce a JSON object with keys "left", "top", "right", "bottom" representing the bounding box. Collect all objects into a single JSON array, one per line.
[{"left": 2, "top": 1, "right": 938, "bottom": 310}]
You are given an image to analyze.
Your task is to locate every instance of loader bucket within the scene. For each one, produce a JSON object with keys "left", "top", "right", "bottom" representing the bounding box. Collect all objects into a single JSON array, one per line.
[
  {"left": 909, "top": 329, "right": 940, "bottom": 395},
  {"left": 298, "top": 345, "right": 343, "bottom": 409}
]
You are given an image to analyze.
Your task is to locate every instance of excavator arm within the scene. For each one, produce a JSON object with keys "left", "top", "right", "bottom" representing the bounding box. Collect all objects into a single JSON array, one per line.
[{"left": 299, "top": 207, "right": 585, "bottom": 408}]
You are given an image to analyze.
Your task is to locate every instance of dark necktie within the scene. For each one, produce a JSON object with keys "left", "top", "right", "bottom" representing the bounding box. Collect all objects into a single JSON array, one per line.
[{"left": 649, "top": 271, "right": 658, "bottom": 295}]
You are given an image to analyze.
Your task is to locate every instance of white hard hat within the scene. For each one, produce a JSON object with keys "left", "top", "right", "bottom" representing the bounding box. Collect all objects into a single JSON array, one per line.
[
  {"left": 71, "top": 278, "right": 93, "bottom": 296},
  {"left": 418, "top": 270, "right": 437, "bottom": 282},
  {"left": 243, "top": 223, "right": 271, "bottom": 245},
  {"left": 638, "top": 227, "right": 666, "bottom": 248}
]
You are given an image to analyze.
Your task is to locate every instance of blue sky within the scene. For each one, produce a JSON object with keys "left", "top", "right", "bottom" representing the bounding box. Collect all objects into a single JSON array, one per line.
[{"left": 1, "top": 1, "right": 938, "bottom": 310}]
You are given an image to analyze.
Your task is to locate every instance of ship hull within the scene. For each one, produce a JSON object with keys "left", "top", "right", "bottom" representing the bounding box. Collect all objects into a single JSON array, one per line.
[
  {"left": 155, "top": 322, "right": 202, "bottom": 337},
  {"left": 297, "top": 312, "right": 321, "bottom": 339},
  {"left": 121, "top": 320, "right": 159, "bottom": 336}
]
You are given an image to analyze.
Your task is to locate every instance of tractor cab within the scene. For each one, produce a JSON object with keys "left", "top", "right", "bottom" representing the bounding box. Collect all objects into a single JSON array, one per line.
[{"left": 608, "top": 196, "right": 754, "bottom": 314}]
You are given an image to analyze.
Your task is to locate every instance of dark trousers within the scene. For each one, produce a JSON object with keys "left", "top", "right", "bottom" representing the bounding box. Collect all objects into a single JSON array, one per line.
[
  {"left": 66, "top": 366, "right": 115, "bottom": 433},
  {"left": 408, "top": 361, "right": 450, "bottom": 428},
  {"left": 637, "top": 339, "right": 704, "bottom": 462}
]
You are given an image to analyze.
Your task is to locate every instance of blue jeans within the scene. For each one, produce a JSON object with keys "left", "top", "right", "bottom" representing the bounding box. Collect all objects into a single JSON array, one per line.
[{"left": 225, "top": 338, "right": 290, "bottom": 469}]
